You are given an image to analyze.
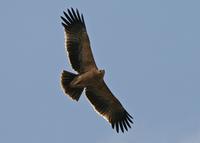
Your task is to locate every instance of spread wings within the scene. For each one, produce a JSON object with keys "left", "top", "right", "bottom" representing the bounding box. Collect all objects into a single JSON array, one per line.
[
  {"left": 61, "top": 8, "right": 133, "bottom": 133},
  {"left": 85, "top": 81, "right": 133, "bottom": 133},
  {"left": 61, "top": 8, "right": 97, "bottom": 73}
]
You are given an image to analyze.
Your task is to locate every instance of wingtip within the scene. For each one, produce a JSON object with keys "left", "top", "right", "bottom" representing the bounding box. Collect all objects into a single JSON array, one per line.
[
  {"left": 126, "top": 115, "right": 133, "bottom": 124},
  {"left": 126, "top": 111, "right": 133, "bottom": 119},
  {"left": 119, "top": 122, "right": 124, "bottom": 133},
  {"left": 122, "top": 120, "right": 128, "bottom": 131},
  {"left": 111, "top": 123, "right": 114, "bottom": 128},
  {"left": 71, "top": 7, "right": 74, "bottom": 12},
  {"left": 81, "top": 14, "right": 84, "bottom": 22},
  {"left": 116, "top": 122, "right": 119, "bottom": 133},
  {"left": 60, "top": 16, "right": 65, "bottom": 21},
  {"left": 110, "top": 111, "right": 133, "bottom": 133},
  {"left": 63, "top": 11, "right": 67, "bottom": 15},
  {"left": 62, "top": 8, "right": 85, "bottom": 28},
  {"left": 61, "top": 22, "right": 66, "bottom": 27}
]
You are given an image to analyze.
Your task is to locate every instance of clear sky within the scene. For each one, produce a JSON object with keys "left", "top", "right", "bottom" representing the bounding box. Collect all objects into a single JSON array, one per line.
[{"left": 0, "top": 0, "right": 200, "bottom": 143}]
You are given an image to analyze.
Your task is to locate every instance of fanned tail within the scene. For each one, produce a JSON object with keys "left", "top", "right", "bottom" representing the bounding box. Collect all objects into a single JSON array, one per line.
[{"left": 60, "top": 70, "right": 84, "bottom": 101}]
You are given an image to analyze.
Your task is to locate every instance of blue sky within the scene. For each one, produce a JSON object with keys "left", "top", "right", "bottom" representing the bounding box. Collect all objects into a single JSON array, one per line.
[{"left": 0, "top": 0, "right": 200, "bottom": 143}]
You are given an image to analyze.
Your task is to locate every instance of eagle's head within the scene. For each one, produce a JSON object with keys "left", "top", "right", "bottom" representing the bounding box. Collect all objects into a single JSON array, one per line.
[{"left": 98, "top": 69, "right": 105, "bottom": 79}]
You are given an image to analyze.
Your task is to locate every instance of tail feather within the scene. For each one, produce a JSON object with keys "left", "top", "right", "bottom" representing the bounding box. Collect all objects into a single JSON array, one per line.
[{"left": 60, "top": 70, "right": 84, "bottom": 101}]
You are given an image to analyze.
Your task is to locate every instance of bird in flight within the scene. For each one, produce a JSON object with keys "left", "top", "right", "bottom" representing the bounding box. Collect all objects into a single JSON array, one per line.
[{"left": 60, "top": 8, "right": 133, "bottom": 133}]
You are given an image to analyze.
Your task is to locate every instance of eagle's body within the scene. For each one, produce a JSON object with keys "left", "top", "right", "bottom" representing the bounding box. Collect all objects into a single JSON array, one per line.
[
  {"left": 70, "top": 68, "right": 104, "bottom": 88},
  {"left": 60, "top": 8, "right": 133, "bottom": 133}
]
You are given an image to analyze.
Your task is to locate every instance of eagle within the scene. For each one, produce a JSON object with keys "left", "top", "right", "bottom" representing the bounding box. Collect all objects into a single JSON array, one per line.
[{"left": 60, "top": 8, "right": 133, "bottom": 133}]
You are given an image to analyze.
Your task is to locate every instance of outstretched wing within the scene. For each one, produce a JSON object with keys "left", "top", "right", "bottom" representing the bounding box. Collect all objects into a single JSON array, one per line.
[
  {"left": 61, "top": 8, "right": 97, "bottom": 73},
  {"left": 85, "top": 81, "right": 133, "bottom": 133}
]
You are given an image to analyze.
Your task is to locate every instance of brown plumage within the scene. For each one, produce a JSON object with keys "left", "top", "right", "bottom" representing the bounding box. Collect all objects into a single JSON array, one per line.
[{"left": 60, "top": 8, "right": 133, "bottom": 133}]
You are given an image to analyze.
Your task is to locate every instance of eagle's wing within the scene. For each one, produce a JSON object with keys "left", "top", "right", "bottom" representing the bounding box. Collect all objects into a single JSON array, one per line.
[
  {"left": 85, "top": 81, "right": 133, "bottom": 133},
  {"left": 61, "top": 8, "right": 97, "bottom": 73}
]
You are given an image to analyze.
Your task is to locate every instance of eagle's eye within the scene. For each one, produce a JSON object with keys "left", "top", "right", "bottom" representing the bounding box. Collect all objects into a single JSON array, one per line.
[{"left": 99, "top": 69, "right": 105, "bottom": 75}]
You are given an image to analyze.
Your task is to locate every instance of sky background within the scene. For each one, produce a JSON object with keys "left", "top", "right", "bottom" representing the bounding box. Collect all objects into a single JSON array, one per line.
[{"left": 0, "top": 0, "right": 200, "bottom": 143}]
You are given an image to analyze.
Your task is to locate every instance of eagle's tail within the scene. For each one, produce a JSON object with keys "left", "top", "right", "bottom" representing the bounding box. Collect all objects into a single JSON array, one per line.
[{"left": 60, "top": 70, "right": 84, "bottom": 101}]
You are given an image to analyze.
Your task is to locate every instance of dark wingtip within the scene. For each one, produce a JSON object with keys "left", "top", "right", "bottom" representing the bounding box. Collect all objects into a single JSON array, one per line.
[
  {"left": 63, "top": 11, "right": 67, "bottom": 16},
  {"left": 76, "top": 8, "right": 81, "bottom": 20},
  {"left": 71, "top": 7, "right": 75, "bottom": 14},
  {"left": 61, "top": 8, "right": 85, "bottom": 29},
  {"left": 81, "top": 14, "right": 85, "bottom": 24},
  {"left": 126, "top": 114, "right": 133, "bottom": 124},
  {"left": 61, "top": 22, "right": 67, "bottom": 27},
  {"left": 122, "top": 120, "right": 128, "bottom": 131},
  {"left": 111, "top": 111, "right": 133, "bottom": 133},
  {"left": 119, "top": 122, "right": 124, "bottom": 133},
  {"left": 61, "top": 16, "right": 68, "bottom": 25},
  {"left": 111, "top": 123, "right": 114, "bottom": 129},
  {"left": 126, "top": 111, "right": 133, "bottom": 119},
  {"left": 67, "top": 9, "right": 75, "bottom": 20},
  {"left": 116, "top": 122, "right": 119, "bottom": 133},
  {"left": 124, "top": 118, "right": 131, "bottom": 128}
]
